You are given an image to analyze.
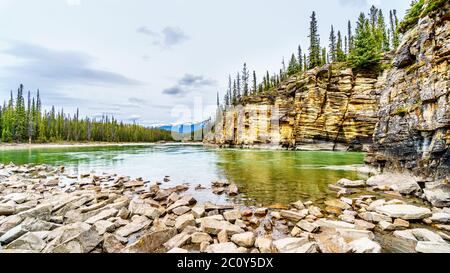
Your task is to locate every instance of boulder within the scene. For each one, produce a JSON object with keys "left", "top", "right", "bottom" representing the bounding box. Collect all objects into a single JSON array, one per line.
[
  {"left": 191, "top": 205, "right": 205, "bottom": 219},
  {"left": 50, "top": 227, "right": 102, "bottom": 253},
  {"left": 223, "top": 210, "right": 241, "bottom": 223},
  {"left": 314, "top": 233, "right": 351, "bottom": 253},
  {"left": 280, "top": 210, "right": 307, "bottom": 222},
  {"left": 206, "top": 242, "right": 239, "bottom": 253},
  {"left": 115, "top": 216, "right": 151, "bottom": 237},
  {"left": 85, "top": 208, "right": 118, "bottom": 224},
  {"left": 200, "top": 218, "right": 244, "bottom": 235},
  {"left": 5, "top": 232, "right": 46, "bottom": 252},
  {"left": 336, "top": 229, "right": 375, "bottom": 241},
  {"left": 0, "top": 205, "right": 15, "bottom": 216},
  {"left": 297, "top": 220, "right": 320, "bottom": 233},
  {"left": 316, "top": 219, "right": 355, "bottom": 230},
  {"left": 231, "top": 232, "right": 255, "bottom": 248},
  {"left": 411, "top": 228, "right": 446, "bottom": 243},
  {"left": 255, "top": 237, "right": 273, "bottom": 253},
  {"left": 273, "top": 237, "right": 309, "bottom": 253},
  {"left": 122, "top": 228, "right": 177, "bottom": 253},
  {"left": 423, "top": 184, "right": 450, "bottom": 208},
  {"left": 228, "top": 184, "right": 239, "bottom": 196},
  {"left": 94, "top": 220, "right": 115, "bottom": 235},
  {"left": 191, "top": 232, "right": 212, "bottom": 244},
  {"left": 348, "top": 237, "right": 381, "bottom": 253},
  {"left": 375, "top": 205, "right": 432, "bottom": 220},
  {"left": 366, "top": 173, "right": 420, "bottom": 194},
  {"left": 102, "top": 233, "right": 125, "bottom": 253},
  {"left": 0, "top": 224, "right": 28, "bottom": 245},
  {"left": 174, "top": 214, "right": 195, "bottom": 231},
  {"left": 129, "top": 200, "right": 161, "bottom": 220},
  {"left": 430, "top": 212, "right": 450, "bottom": 224},
  {"left": 415, "top": 241, "right": 450, "bottom": 253},
  {"left": 163, "top": 232, "right": 191, "bottom": 249},
  {"left": 358, "top": 212, "right": 392, "bottom": 223}
]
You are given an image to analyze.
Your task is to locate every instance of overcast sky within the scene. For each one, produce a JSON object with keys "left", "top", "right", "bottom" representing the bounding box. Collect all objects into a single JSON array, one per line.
[{"left": 0, "top": 0, "right": 410, "bottom": 126}]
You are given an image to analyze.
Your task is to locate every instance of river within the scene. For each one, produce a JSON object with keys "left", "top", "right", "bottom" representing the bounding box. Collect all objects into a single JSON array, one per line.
[{"left": 0, "top": 144, "right": 368, "bottom": 206}]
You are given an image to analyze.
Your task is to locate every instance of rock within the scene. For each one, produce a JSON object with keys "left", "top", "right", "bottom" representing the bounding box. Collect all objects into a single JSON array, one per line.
[
  {"left": 174, "top": 214, "right": 195, "bottom": 231},
  {"left": 411, "top": 228, "right": 446, "bottom": 243},
  {"left": 394, "top": 230, "right": 418, "bottom": 243},
  {"left": 291, "top": 201, "right": 305, "bottom": 210},
  {"left": 122, "top": 228, "right": 177, "bottom": 253},
  {"left": 200, "top": 218, "right": 244, "bottom": 235},
  {"left": 115, "top": 216, "right": 151, "bottom": 237},
  {"left": 50, "top": 227, "right": 102, "bottom": 253},
  {"left": 94, "top": 220, "right": 115, "bottom": 235},
  {"left": 0, "top": 225, "right": 28, "bottom": 245},
  {"left": 129, "top": 200, "right": 160, "bottom": 220},
  {"left": 336, "top": 229, "right": 374, "bottom": 241},
  {"left": 206, "top": 242, "right": 239, "bottom": 253},
  {"left": 231, "top": 232, "right": 255, "bottom": 248},
  {"left": 223, "top": 210, "right": 241, "bottom": 223},
  {"left": 288, "top": 242, "right": 318, "bottom": 253},
  {"left": 191, "top": 205, "right": 205, "bottom": 219},
  {"left": 117, "top": 207, "right": 129, "bottom": 219},
  {"left": 191, "top": 232, "right": 212, "bottom": 244},
  {"left": 254, "top": 208, "right": 268, "bottom": 217},
  {"left": 338, "top": 214, "right": 355, "bottom": 223},
  {"left": 431, "top": 213, "right": 450, "bottom": 224},
  {"left": 393, "top": 42, "right": 414, "bottom": 68},
  {"left": 102, "top": 233, "right": 124, "bottom": 253},
  {"left": 336, "top": 178, "right": 366, "bottom": 188},
  {"left": 308, "top": 206, "right": 323, "bottom": 218},
  {"left": 273, "top": 237, "right": 309, "bottom": 253},
  {"left": 358, "top": 212, "right": 392, "bottom": 223},
  {"left": 316, "top": 219, "right": 355, "bottom": 230},
  {"left": 366, "top": 173, "right": 420, "bottom": 195},
  {"left": 17, "top": 204, "right": 52, "bottom": 221},
  {"left": 379, "top": 221, "right": 397, "bottom": 231},
  {"left": 297, "top": 220, "right": 320, "bottom": 233},
  {"left": 280, "top": 210, "right": 307, "bottom": 222},
  {"left": 217, "top": 230, "right": 228, "bottom": 243},
  {"left": 163, "top": 232, "right": 191, "bottom": 249},
  {"left": 415, "top": 241, "right": 450, "bottom": 253},
  {"left": 228, "top": 184, "right": 239, "bottom": 196},
  {"left": 0, "top": 205, "right": 15, "bottom": 216},
  {"left": 167, "top": 247, "right": 188, "bottom": 253},
  {"left": 5, "top": 232, "right": 46, "bottom": 252},
  {"left": 393, "top": 219, "right": 410, "bottom": 229},
  {"left": 367, "top": 199, "right": 386, "bottom": 211},
  {"left": 348, "top": 237, "right": 381, "bottom": 253},
  {"left": 172, "top": 206, "right": 191, "bottom": 216},
  {"left": 314, "top": 233, "right": 351, "bottom": 253},
  {"left": 85, "top": 208, "right": 118, "bottom": 224},
  {"left": 423, "top": 184, "right": 450, "bottom": 208},
  {"left": 255, "top": 237, "right": 273, "bottom": 253},
  {"left": 354, "top": 219, "right": 376, "bottom": 230},
  {"left": 375, "top": 205, "right": 432, "bottom": 220}
]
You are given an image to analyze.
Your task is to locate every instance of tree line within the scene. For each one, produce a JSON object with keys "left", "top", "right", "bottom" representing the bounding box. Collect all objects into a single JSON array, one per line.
[
  {"left": 0, "top": 85, "right": 173, "bottom": 143},
  {"left": 219, "top": 5, "right": 403, "bottom": 108}
]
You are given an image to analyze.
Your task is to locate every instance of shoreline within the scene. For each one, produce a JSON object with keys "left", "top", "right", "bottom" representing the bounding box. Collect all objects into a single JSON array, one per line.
[
  {"left": 0, "top": 163, "right": 449, "bottom": 253},
  {"left": 0, "top": 142, "right": 203, "bottom": 151}
]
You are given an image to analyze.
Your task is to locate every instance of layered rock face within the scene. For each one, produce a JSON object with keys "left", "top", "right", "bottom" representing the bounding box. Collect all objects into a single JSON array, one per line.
[
  {"left": 368, "top": 3, "right": 449, "bottom": 195},
  {"left": 206, "top": 64, "right": 384, "bottom": 151}
]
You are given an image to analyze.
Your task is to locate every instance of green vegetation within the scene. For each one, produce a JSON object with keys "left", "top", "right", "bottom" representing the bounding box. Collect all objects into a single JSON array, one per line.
[
  {"left": 0, "top": 85, "right": 173, "bottom": 144},
  {"left": 399, "top": 0, "right": 447, "bottom": 34}
]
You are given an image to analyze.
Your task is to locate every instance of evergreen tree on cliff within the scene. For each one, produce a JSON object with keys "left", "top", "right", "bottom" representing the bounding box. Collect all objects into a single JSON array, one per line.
[
  {"left": 336, "top": 31, "right": 346, "bottom": 62},
  {"left": 242, "top": 63, "right": 249, "bottom": 97},
  {"left": 287, "top": 53, "right": 300, "bottom": 76},
  {"left": 348, "top": 20, "right": 353, "bottom": 53},
  {"left": 348, "top": 13, "right": 381, "bottom": 69},
  {"left": 298, "top": 45, "right": 303, "bottom": 71},
  {"left": 252, "top": 71, "right": 257, "bottom": 95},
  {"left": 308, "top": 11, "right": 321, "bottom": 68},
  {"left": 329, "top": 25, "right": 337, "bottom": 62},
  {"left": 377, "top": 9, "right": 390, "bottom": 51},
  {"left": 390, "top": 10, "right": 400, "bottom": 48}
]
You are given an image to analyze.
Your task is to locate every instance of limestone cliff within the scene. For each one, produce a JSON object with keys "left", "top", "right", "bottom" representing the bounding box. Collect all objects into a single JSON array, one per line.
[
  {"left": 367, "top": 2, "right": 449, "bottom": 205},
  {"left": 206, "top": 63, "right": 385, "bottom": 151}
]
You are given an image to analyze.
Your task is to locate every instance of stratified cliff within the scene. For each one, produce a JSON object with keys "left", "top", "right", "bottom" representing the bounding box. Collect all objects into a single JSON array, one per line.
[
  {"left": 206, "top": 63, "right": 385, "bottom": 151},
  {"left": 367, "top": 1, "right": 449, "bottom": 205}
]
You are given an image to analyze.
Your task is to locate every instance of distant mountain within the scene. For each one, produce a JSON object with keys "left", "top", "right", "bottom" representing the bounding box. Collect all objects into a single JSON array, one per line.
[{"left": 155, "top": 120, "right": 210, "bottom": 134}]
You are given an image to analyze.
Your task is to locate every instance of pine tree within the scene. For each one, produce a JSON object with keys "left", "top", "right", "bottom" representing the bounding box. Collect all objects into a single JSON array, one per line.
[
  {"left": 344, "top": 35, "right": 348, "bottom": 55},
  {"left": 348, "top": 12, "right": 381, "bottom": 69},
  {"left": 321, "top": 47, "right": 327, "bottom": 65},
  {"left": 232, "top": 80, "right": 237, "bottom": 105},
  {"left": 369, "top": 5, "right": 379, "bottom": 29},
  {"left": 303, "top": 54, "right": 308, "bottom": 71},
  {"left": 298, "top": 45, "right": 303, "bottom": 71},
  {"left": 287, "top": 53, "right": 300, "bottom": 76},
  {"left": 377, "top": 9, "right": 390, "bottom": 51},
  {"left": 329, "top": 25, "right": 337, "bottom": 62},
  {"left": 242, "top": 63, "right": 249, "bottom": 97},
  {"left": 252, "top": 71, "right": 257, "bottom": 94},
  {"left": 308, "top": 11, "right": 321, "bottom": 69},
  {"left": 336, "top": 31, "right": 346, "bottom": 62},
  {"left": 227, "top": 75, "right": 232, "bottom": 106},
  {"left": 236, "top": 73, "right": 241, "bottom": 100},
  {"left": 348, "top": 20, "right": 353, "bottom": 53},
  {"left": 390, "top": 10, "right": 399, "bottom": 48}
]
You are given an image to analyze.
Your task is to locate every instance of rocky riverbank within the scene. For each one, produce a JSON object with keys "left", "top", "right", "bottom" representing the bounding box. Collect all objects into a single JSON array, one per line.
[{"left": 1, "top": 164, "right": 450, "bottom": 253}]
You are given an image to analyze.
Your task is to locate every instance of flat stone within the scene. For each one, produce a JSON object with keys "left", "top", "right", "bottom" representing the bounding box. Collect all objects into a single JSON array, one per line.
[
  {"left": 172, "top": 206, "right": 191, "bottom": 216},
  {"left": 0, "top": 224, "right": 28, "bottom": 244},
  {"left": 0, "top": 205, "right": 16, "bottom": 216},
  {"left": 358, "top": 212, "right": 392, "bottom": 223},
  {"left": 415, "top": 241, "right": 450, "bottom": 253},
  {"left": 17, "top": 204, "right": 52, "bottom": 221},
  {"left": 129, "top": 200, "right": 161, "bottom": 220},
  {"left": 375, "top": 205, "right": 432, "bottom": 220},
  {"left": 115, "top": 216, "right": 151, "bottom": 237},
  {"left": 163, "top": 232, "right": 191, "bottom": 249},
  {"left": 291, "top": 201, "right": 305, "bottom": 210},
  {"left": 206, "top": 242, "right": 239, "bottom": 253},
  {"left": 287, "top": 242, "right": 318, "bottom": 253},
  {"left": 366, "top": 173, "right": 420, "bottom": 195},
  {"left": 316, "top": 219, "right": 355, "bottom": 230},
  {"left": 255, "top": 237, "right": 273, "bottom": 253},
  {"left": 336, "top": 178, "right": 366, "bottom": 188},
  {"left": 325, "top": 199, "right": 351, "bottom": 211},
  {"left": 348, "top": 237, "right": 381, "bottom": 253},
  {"left": 191, "top": 205, "right": 205, "bottom": 219},
  {"left": 231, "top": 232, "right": 255, "bottom": 248},
  {"left": 273, "top": 237, "right": 309, "bottom": 253},
  {"left": 379, "top": 221, "right": 397, "bottom": 231},
  {"left": 201, "top": 218, "right": 244, "bottom": 235},
  {"left": 223, "top": 210, "right": 241, "bottom": 223},
  {"left": 94, "top": 220, "right": 115, "bottom": 235},
  {"left": 297, "top": 220, "right": 320, "bottom": 233},
  {"left": 102, "top": 233, "right": 124, "bottom": 253},
  {"left": 85, "top": 208, "right": 118, "bottom": 224},
  {"left": 336, "top": 228, "right": 374, "bottom": 241},
  {"left": 431, "top": 213, "right": 450, "bottom": 224},
  {"left": 6, "top": 232, "right": 46, "bottom": 252},
  {"left": 174, "top": 214, "right": 195, "bottom": 231},
  {"left": 167, "top": 247, "right": 188, "bottom": 253},
  {"left": 121, "top": 228, "right": 177, "bottom": 253},
  {"left": 354, "top": 219, "right": 376, "bottom": 230},
  {"left": 280, "top": 210, "right": 307, "bottom": 222},
  {"left": 191, "top": 232, "right": 212, "bottom": 244},
  {"left": 50, "top": 226, "right": 102, "bottom": 253},
  {"left": 314, "top": 233, "right": 351, "bottom": 253},
  {"left": 393, "top": 230, "right": 418, "bottom": 243},
  {"left": 393, "top": 218, "right": 410, "bottom": 228},
  {"left": 411, "top": 228, "right": 446, "bottom": 243}
]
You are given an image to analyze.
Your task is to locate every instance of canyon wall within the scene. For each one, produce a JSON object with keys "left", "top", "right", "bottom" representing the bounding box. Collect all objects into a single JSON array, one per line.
[
  {"left": 206, "top": 64, "right": 385, "bottom": 151},
  {"left": 367, "top": 2, "right": 449, "bottom": 205}
]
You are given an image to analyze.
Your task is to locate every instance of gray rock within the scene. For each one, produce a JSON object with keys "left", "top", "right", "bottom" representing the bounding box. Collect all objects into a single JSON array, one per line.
[
  {"left": 50, "top": 226, "right": 102, "bottom": 253},
  {"left": 115, "top": 216, "right": 151, "bottom": 237},
  {"left": 201, "top": 218, "right": 244, "bottom": 235},
  {"left": 206, "top": 242, "right": 239, "bottom": 253},
  {"left": 0, "top": 205, "right": 15, "bottom": 216},
  {"left": 167, "top": 247, "right": 188, "bottom": 253},
  {"left": 0, "top": 224, "right": 28, "bottom": 244},
  {"left": 280, "top": 210, "right": 307, "bottom": 222},
  {"left": 411, "top": 228, "right": 446, "bottom": 243},
  {"left": 163, "top": 232, "right": 191, "bottom": 249},
  {"left": 223, "top": 210, "right": 241, "bottom": 223},
  {"left": 366, "top": 173, "right": 420, "bottom": 194},
  {"left": 431, "top": 213, "right": 450, "bottom": 224},
  {"left": 6, "top": 232, "right": 46, "bottom": 252},
  {"left": 273, "top": 237, "right": 309, "bottom": 253},
  {"left": 191, "top": 232, "right": 212, "bottom": 244},
  {"left": 348, "top": 237, "right": 381, "bottom": 253},
  {"left": 231, "top": 232, "right": 255, "bottom": 248},
  {"left": 191, "top": 205, "right": 205, "bottom": 219},
  {"left": 424, "top": 184, "right": 450, "bottom": 208},
  {"left": 297, "top": 220, "right": 320, "bottom": 233},
  {"left": 102, "top": 233, "right": 124, "bottom": 253},
  {"left": 415, "top": 241, "right": 450, "bottom": 253},
  {"left": 85, "top": 208, "right": 118, "bottom": 224},
  {"left": 129, "top": 200, "right": 161, "bottom": 220},
  {"left": 121, "top": 228, "right": 177, "bottom": 253},
  {"left": 94, "top": 220, "right": 115, "bottom": 235},
  {"left": 375, "top": 205, "right": 432, "bottom": 220},
  {"left": 255, "top": 237, "right": 273, "bottom": 253},
  {"left": 174, "top": 214, "right": 195, "bottom": 231},
  {"left": 358, "top": 211, "right": 392, "bottom": 223}
]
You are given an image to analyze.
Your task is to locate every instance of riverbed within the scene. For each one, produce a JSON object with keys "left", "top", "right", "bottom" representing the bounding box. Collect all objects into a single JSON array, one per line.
[{"left": 0, "top": 144, "right": 368, "bottom": 206}]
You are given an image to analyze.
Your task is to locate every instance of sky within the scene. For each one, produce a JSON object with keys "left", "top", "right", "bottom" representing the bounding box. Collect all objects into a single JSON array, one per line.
[{"left": 0, "top": 0, "right": 410, "bottom": 126}]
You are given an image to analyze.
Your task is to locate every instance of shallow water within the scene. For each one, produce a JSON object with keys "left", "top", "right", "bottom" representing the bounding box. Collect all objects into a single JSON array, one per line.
[{"left": 0, "top": 144, "right": 367, "bottom": 206}]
